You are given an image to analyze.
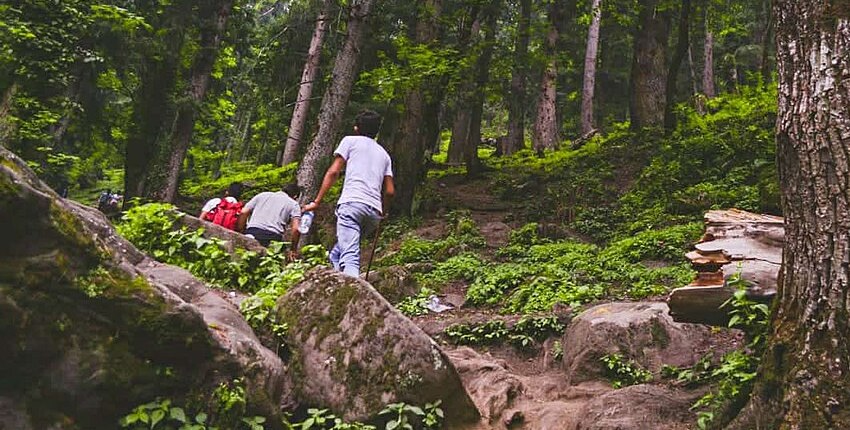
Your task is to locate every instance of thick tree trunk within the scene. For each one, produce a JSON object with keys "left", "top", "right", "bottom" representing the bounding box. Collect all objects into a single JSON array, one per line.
[
  {"left": 702, "top": 30, "right": 715, "bottom": 98},
  {"left": 387, "top": 0, "right": 443, "bottom": 217},
  {"left": 663, "top": 0, "right": 691, "bottom": 131},
  {"left": 296, "top": 0, "right": 376, "bottom": 203},
  {"left": 629, "top": 0, "right": 671, "bottom": 130},
  {"left": 447, "top": 12, "right": 481, "bottom": 165},
  {"left": 280, "top": 0, "right": 332, "bottom": 166},
  {"left": 580, "top": 0, "right": 602, "bottom": 136},
  {"left": 727, "top": 3, "right": 850, "bottom": 429},
  {"left": 159, "top": 0, "right": 234, "bottom": 203},
  {"left": 0, "top": 83, "right": 18, "bottom": 144},
  {"left": 532, "top": 1, "right": 561, "bottom": 153},
  {"left": 504, "top": 0, "right": 531, "bottom": 156}
]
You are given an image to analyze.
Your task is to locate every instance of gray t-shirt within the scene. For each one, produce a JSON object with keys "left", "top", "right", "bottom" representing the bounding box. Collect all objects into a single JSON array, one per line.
[
  {"left": 334, "top": 135, "right": 393, "bottom": 212},
  {"left": 245, "top": 191, "right": 301, "bottom": 235}
]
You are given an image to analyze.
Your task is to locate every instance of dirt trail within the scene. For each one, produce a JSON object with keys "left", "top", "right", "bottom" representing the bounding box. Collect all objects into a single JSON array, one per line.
[{"left": 403, "top": 172, "right": 709, "bottom": 429}]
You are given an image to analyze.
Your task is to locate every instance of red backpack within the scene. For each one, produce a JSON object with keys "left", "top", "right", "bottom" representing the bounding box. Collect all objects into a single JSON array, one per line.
[{"left": 207, "top": 199, "right": 243, "bottom": 230}]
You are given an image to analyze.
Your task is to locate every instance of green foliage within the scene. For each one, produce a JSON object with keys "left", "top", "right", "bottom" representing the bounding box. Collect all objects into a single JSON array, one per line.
[
  {"left": 292, "top": 408, "right": 375, "bottom": 430},
  {"left": 600, "top": 223, "right": 703, "bottom": 263},
  {"left": 600, "top": 354, "right": 653, "bottom": 388},
  {"left": 118, "top": 203, "right": 322, "bottom": 345},
  {"left": 378, "top": 401, "right": 444, "bottom": 430},
  {"left": 179, "top": 162, "right": 298, "bottom": 206},
  {"left": 444, "top": 315, "right": 565, "bottom": 350},
  {"left": 120, "top": 398, "right": 266, "bottom": 430},
  {"left": 689, "top": 272, "right": 772, "bottom": 429},
  {"left": 378, "top": 212, "right": 485, "bottom": 266},
  {"left": 415, "top": 253, "right": 484, "bottom": 288},
  {"left": 395, "top": 287, "right": 436, "bottom": 317}
]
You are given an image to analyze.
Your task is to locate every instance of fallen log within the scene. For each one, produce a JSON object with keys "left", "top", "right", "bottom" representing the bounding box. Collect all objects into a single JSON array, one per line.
[{"left": 667, "top": 209, "right": 782, "bottom": 326}]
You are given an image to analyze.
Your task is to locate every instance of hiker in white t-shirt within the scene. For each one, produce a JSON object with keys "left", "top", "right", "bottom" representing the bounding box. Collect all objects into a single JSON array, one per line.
[
  {"left": 199, "top": 182, "right": 243, "bottom": 220},
  {"left": 302, "top": 110, "right": 395, "bottom": 277}
]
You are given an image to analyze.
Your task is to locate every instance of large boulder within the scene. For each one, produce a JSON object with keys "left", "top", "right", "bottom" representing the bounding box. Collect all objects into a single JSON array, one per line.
[
  {"left": 176, "top": 213, "right": 266, "bottom": 254},
  {"left": 0, "top": 147, "right": 289, "bottom": 429},
  {"left": 573, "top": 384, "right": 697, "bottom": 430},
  {"left": 276, "top": 268, "right": 479, "bottom": 425},
  {"left": 364, "top": 264, "right": 420, "bottom": 303},
  {"left": 562, "top": 302, "right": 714, "bottom": 383}
]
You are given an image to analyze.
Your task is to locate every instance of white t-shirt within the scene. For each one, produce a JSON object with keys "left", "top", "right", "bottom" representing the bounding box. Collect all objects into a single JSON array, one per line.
[
  {"left": 334, "top": 135, "right": 393, "bottom": 212},
  {"left": 244, "top": 191, "right": 302, "bottom": 235},
  {"left": 201, "top": 196, "right": 238, "bottom": 213}
]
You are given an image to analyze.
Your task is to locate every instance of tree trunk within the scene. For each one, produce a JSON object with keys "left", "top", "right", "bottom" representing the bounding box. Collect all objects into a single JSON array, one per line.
[
  {"left": 280, "top": 0, "right": 332, "bottom": 166},
  {"left": 158, "top": 0, "right": 234, "bottom": 203},
  {"left": 532, "top": 1, "right": 561, "bottom": 153},
  {"left": 0, "top": 83, "right": 18, "bottom": 144},
  {"left": 727, "top": 3, "right": 850, "bottom": 429},
  {"left": 629, "top": 0, "right": 671, "bottom": 131},
  {"left": 504, "top": 0, "right": 531, "bottom": 156},
  {"left": 759, "top": 0, "right": 773, "bottom": 85},
  {"left": 580, "top": 0, "right": 602, "bottom": 136},
  {"left": 702, "top": 30, "right": 715, "bottom": 98},
  {"left": 465, "top": 0, "right": 500, "bottom": 177},
  {"left": 664, "top": 0, "right": 691, "bottom": 131},
  {"left": 388, "top": 0, "right": 443, "bottom": 217},
  {"left": 447, "top": 11, "right": 482, "bottom": 165},
  {"left": 687, "top": 45, "right": 705, "bottom": 114},
  {"left": 296, "top": 0, "right": 376, "bottom": 203}
]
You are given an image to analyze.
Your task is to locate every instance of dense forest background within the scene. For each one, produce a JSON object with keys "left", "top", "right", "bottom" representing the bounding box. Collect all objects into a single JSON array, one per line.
[{"left": 0, "top": 0, "right": 778, "bottom": 223}]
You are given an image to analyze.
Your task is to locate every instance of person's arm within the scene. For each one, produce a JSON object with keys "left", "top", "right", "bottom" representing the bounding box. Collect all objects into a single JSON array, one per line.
[
  {"left": 200, "top": 210, "right": 210, "bottom": 219},
  {"left": 381, "top": 175, "right": 395, "bottom": 217},
  {"left": 288, "top": 217, "right": 301, "bottom": 260},
  {"left": 237, "top": 207, "right": 252, "bottom": 233},
  {"left": 303, "top": 156, "right": 346, "bottom": 212}
]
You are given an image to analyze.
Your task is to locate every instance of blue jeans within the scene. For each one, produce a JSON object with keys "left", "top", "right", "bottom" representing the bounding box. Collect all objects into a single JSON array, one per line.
[{"left": 329, "top": 202, "right": 381, "bottom": 277}]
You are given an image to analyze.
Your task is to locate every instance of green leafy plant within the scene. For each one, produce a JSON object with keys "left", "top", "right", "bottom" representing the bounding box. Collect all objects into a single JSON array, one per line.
[
  {"left": 378, "top": 401, "right": 443, "bottom": 430},
  {"left": 396, "top": 287, "right": 436, "bottom": 317},
  {"left": 600, "top": 354, "right": 653, "bottom": 388}
]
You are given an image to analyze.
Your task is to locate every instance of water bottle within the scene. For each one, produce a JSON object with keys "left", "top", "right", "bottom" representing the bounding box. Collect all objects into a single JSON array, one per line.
[{"left": 299, "top": 211, "right": 314, "bottom": 234}]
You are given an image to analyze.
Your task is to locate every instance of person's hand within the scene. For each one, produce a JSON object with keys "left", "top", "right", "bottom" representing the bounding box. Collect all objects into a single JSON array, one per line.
[
  {"left": 287, "top": 250, "right": 300, "bottom": 261},
  {"left": 302, "top": 201, "right": 319, "bottom": 212}
]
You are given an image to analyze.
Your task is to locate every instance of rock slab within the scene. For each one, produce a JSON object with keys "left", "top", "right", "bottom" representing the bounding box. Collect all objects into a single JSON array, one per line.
[
  {"left": 277, "top": 268, "right": 479, "bottom": 425},
  {"left": 562, "top": 302, "right": 713, "bottom": 383}
]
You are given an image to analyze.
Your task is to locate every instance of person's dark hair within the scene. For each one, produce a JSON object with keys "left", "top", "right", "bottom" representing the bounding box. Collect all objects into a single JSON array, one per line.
[
  {"left": 226, "top": 182, "right": 244, "bottom": 199},
  {"left": 355, "top": 109, "right": 382, "bottom": 138},
  {"left": 282, "top": 183, "right": 301, "bottom": 199}
]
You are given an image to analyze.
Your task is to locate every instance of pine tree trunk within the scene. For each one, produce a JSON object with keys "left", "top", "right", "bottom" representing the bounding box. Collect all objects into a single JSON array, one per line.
[
  {"left": 759, "top": 0, "right": 773, "bottom": 85},
  {"left": 664, "top": 0, "right": 691, "bottom": 131},
  {"left": 280, "top": 0, "right": 332, "bottom": 166},
  {"left": 447, "top": 109, "right": 470, "bottom": 164},
  {"left": 387, "top": 0, "right": 443, "bottom": 217},
  {"left": 159, "top": 0, "right": 234, "bottom": 203},
  {"left": 296, "top": 0, "right": 376, "bottom": 203},
  {"left": 532, "top": 1, "right": 561, "bottom": 153},
  {"left": 580, "top": 0, "right": 602, "bottom": 136},
  {"left": 703, "top": 30, "right": 715, "bottom": 98},
  {"left": 504, "top": 0, "right": 531, "bottom": 156},
  {"left": 727, "top": 3, "right": 850, "bottom": 429},
  {"left": 629, "top": 0, "right": 671, "bottom": 130}
]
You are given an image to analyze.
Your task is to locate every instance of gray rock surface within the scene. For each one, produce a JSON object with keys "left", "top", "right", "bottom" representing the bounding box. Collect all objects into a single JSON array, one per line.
[
  {"left": 574, "top": 384, "right": 697, "bottom": 430},
  {"left": 364, "top": 264, "right": 420, "bottom": 303},
  {"left": 277, "top": 268, "right": 479, "bottom": 425},
  {"left": 562, "top": 302, "right": 713, "bottom": 383}
]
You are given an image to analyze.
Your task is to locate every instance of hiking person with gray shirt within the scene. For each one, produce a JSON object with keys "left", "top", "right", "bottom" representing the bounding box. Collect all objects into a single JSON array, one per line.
[
  {"left": 302, "top": 110, "right": 395, "bottom": 277},
  {"left": 238, "top": 183, "right": 302, "bottom": 259}
]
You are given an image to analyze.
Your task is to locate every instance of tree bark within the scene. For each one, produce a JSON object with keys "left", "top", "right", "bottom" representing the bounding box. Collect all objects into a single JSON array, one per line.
[
  {"left": 0, "top": 83, "right": 18, "bottom": 144},
  {"left": 759, "top": 0, "right": 773, "bottom": 86},
  {"left": 580, "top": 0, "right": 602, "bottom": 136},
  {"left": 465, "top": 0, "right": 500, "bottom": 177},
  {"left": 387, "top": 0, "right": 443, "bottom": 217},
  {"left": 702, "top": 29, "right": 715, "bottom": 98},
  {"left": 447, "top": 11, "right": 481, "bottom": 165},
  {"left": 664, "top": 0, "right": 691, "bottom": 131},
  {"left": 532, "top": 1, "right": 561, "bottom": 153},
  {"left": 158, "top": 0, "right": 233, "bottom": 203},
  {"left": 295, "top": 0, "right": 376, "bottom": 203},
  {"left": 727, "top": 3, "right": 850, "bottom": 429},
  {"left": 629, "top": 0, "right": 671, "bottom": 131},
  {"left": 504, "top": 0, "right": 531, "bottom": 156},
  {"left": 280, "top": 0, "right": 332, "bottom": 166}
]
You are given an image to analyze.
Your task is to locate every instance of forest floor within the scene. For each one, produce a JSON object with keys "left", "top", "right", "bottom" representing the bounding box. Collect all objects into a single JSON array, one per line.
[{"left": 375, "top": 170, "right": 740, "bottom": 429}]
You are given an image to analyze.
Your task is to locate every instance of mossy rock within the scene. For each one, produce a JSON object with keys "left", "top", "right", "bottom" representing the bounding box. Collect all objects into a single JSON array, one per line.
[
  {"left": 276, "top": 268, "right": 479, "bottom": 425},
  {"left": 0, "top": 146, "right": 289, "bottom": 429}
]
